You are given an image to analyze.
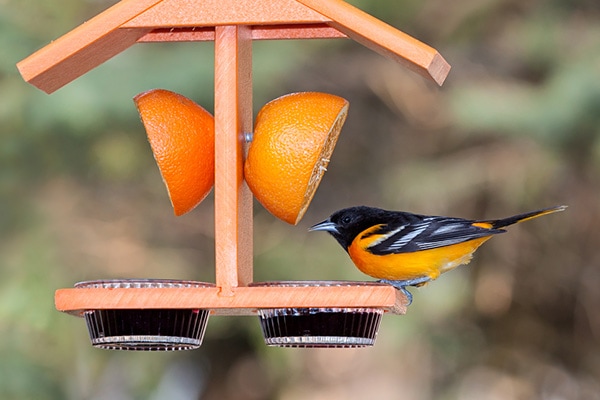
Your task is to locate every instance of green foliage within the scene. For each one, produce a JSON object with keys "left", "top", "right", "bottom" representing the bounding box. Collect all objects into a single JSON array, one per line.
[{"left": 450, "top": 20, "right": 600, "bottom": 147}]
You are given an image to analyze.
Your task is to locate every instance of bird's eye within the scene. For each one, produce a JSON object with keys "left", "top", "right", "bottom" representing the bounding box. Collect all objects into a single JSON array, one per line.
[{"left": 341, "top": 215, "right": 352, "bottom": 225}]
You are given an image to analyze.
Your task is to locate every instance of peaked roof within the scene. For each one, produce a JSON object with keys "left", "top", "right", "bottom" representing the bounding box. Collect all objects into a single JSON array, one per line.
[{"left": 17, "top": 0, "right": 450, "bottom": 94}]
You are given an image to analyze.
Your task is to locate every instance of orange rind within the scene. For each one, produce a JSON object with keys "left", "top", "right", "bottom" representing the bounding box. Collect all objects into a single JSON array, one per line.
[
  {"left": 244, "top": 92, "right": 349, "bottom": 224},
  {"left": 134, "top": 89, "right": 215, "bottom": 216}
]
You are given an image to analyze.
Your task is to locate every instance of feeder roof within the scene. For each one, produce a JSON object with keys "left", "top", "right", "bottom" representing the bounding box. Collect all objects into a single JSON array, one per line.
[{"left": 17, "top": 0, "right": 450, "bottom": 94}]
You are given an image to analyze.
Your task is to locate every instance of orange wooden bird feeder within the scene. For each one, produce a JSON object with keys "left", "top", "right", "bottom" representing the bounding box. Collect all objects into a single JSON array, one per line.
[{"left": 18, "top": 0, "right": 450, "bottom": 350}]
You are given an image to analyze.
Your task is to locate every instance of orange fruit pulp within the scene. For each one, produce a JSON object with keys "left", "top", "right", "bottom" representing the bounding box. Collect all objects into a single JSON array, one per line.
[
  {"left": 244, "top": 92, "right": 349, "bottom": 225},
  {"left": 134, "top": 89, "right": 215, "bottom": 216}
]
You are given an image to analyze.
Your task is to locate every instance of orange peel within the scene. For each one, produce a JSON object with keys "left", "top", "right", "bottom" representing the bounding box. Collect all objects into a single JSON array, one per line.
[
  {"left": 244, "top": 92, "right": 349, "bottom": 224},
  {"left": 134, "top": 89, "right": 215, "bottom": 216}
]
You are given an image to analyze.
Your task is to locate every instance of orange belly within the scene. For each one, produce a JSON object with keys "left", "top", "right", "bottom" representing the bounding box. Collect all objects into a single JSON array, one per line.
[{"left": 348, "top": 236, "right": 492, "bottom": 281}]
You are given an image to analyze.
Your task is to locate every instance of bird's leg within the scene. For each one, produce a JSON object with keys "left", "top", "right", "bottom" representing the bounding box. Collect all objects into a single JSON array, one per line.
[{"left": 379, "top": 276, "right": 432, "bottom": 305}]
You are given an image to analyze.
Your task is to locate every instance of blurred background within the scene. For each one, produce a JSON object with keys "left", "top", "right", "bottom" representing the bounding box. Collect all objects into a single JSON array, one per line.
[{"left": 2, "top": 0, "right": 599, "bottom": 398}]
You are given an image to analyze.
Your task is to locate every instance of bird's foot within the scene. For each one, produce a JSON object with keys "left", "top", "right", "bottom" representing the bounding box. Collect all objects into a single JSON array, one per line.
[{"left": 379, "top": 277, "right": 432, "bottom": 306}]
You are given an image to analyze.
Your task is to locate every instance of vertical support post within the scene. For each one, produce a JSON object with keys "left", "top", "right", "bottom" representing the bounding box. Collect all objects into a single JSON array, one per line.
[{"left": 214, "top": 25, "right": 253, "bottom": 295}]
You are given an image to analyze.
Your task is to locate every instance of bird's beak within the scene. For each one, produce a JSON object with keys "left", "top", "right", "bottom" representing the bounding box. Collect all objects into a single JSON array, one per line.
[{"left": 309, "top": 219, "right": 339, "bottom": 234}]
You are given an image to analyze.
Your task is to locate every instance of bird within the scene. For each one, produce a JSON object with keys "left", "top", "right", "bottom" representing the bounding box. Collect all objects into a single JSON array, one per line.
[{"left": 309, "top": 205, "right": 567, "bottom": 304}]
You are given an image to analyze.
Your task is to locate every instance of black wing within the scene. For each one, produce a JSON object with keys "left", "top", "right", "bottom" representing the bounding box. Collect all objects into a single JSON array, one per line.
[{"left": 366, "top": 216, "right": 506, "bottom": 255}]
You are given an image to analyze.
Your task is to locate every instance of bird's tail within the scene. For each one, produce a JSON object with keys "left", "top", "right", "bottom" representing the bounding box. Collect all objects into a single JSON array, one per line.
[{"left": 481, "top": 205, "right": 567, "bottom": 229}]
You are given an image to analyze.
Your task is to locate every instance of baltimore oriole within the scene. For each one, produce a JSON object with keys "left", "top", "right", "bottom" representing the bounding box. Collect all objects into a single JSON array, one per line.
[{"left": 309, "top": 205, "right": 566, "bottom": 303}]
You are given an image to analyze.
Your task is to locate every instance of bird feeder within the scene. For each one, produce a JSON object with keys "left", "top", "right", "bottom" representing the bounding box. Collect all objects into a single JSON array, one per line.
[{"left": 18, "top": 0, "right": 450, "bottom": 350}]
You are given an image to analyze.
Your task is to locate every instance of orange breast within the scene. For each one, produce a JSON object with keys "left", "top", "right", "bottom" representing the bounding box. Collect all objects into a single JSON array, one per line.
[{"left": 348, "top": 235, "right": 492, "bottom": 281}]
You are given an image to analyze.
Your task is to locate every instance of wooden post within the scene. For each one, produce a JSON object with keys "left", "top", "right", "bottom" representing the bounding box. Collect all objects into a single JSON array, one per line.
[{"left": 213, "top": 25, "right": 254, "bottom": 295}]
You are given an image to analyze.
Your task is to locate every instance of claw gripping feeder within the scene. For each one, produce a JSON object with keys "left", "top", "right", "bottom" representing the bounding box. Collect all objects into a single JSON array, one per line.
[{"left": 18, "top": 0, "right": 450, "bottom": 350}]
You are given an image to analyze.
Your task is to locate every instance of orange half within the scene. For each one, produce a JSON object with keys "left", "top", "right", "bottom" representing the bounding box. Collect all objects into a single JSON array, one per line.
[
  {"left": 244, "top": 92, "right": 349, "bottom": 224},
  {"left": 134, "top": 89, "right": 215, "bottom": 216}
]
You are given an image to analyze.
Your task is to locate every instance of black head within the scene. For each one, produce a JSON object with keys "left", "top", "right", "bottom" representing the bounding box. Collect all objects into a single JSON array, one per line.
[{"left": 309, "top": 206, "right": 391, "bottom": 250}]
